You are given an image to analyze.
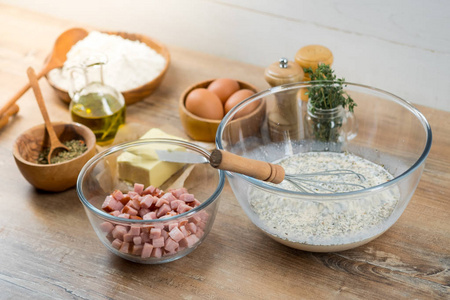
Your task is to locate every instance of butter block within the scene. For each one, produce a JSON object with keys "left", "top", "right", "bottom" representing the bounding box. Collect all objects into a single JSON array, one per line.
[
  {"left": 117, "top": 151, "right": 184, "bottom": 188},
  {"left": 117, "top": 128, "right": 186, "bottom": 188},
  {"left": 128, "top": 128, "right": 186, "bottom": 160}
]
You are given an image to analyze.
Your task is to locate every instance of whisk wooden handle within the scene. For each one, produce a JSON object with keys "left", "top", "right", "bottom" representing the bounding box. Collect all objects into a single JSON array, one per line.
[{"left": 210, "top": 149, "right": 285, "bottom": 184}]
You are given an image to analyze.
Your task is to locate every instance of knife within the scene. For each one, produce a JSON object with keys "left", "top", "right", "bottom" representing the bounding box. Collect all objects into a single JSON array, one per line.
[{"left": 155, "top": 150, "right": 209, "bottom": 164}]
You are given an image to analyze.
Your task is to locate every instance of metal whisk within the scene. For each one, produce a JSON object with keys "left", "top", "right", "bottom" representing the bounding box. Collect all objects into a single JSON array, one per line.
[
  {"left": 209, "top": 150, "right": 367, "bottom": 193},
  {"left": 284, "top": 169, "right": 366, "bottom": 193}
]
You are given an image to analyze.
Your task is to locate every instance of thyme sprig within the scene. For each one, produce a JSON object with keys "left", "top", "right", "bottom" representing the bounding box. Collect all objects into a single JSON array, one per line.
[{"left": 304, "top": 64, "right": 356, "bottom": 113}]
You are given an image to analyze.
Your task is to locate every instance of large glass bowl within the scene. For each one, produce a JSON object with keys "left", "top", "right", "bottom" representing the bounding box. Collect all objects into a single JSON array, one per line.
[
  {"left": 77, "top": 139, "right": 225, "bottom": 263},
  {"left": 216, "top": 82, "right": 432, "bottom": 252}
]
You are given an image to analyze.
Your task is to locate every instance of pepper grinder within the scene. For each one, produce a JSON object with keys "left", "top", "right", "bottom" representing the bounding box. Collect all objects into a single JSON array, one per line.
[{"left": 264, "top": 57, "right": 304, "bottom": 142}]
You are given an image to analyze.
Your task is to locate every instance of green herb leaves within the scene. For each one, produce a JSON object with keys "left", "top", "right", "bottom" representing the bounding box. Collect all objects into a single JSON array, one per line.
[{"left": 304, "top": 64, "right": 356, "bottom": 113}]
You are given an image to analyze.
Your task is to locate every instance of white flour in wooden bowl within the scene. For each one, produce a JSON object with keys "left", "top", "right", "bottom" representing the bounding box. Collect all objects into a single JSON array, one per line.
[{"left": 248, "top": 152, "right": 399, "bottom": 250}]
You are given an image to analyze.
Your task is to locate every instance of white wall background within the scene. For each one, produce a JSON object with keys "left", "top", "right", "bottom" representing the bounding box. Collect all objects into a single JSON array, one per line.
[{"left": 2, "top": 0, "right": 449, "bottom": 111}]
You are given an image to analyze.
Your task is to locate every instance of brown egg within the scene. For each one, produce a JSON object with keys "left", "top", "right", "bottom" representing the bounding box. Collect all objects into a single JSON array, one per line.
[
  {"left": 185, "top": 88, "right": 224, "bottom": 120},
  {"left": 224, "top": 89, "right": 258, "bottom": 118},
  {"left": 207, "top": 78, "right": 240, "bottom": 104}
]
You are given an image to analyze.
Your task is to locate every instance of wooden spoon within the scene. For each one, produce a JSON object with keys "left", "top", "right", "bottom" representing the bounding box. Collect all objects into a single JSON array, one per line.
[
  {"left": 27, "top": 67, "right": 69, "bottom": 164},
  {"left": 0, "top": 28, "right": 88, "bottom": 117}
]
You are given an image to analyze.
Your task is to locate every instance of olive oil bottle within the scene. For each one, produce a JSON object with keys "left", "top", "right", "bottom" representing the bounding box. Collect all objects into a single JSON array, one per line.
[{"left": 69, "top": 55, "right": 126, "bottom": 146}]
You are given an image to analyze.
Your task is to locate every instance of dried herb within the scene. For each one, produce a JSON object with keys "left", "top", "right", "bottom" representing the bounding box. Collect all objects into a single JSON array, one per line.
[
  {"left": 304, "top": 64, "right": 355, "bottom": 113},
  {"left": 37, "top": 139, "right": 87, "bottom": 164}
]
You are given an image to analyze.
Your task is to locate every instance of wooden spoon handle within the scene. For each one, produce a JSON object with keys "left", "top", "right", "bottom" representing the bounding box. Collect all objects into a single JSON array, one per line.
[
  {"left": 26, "top": 67, "right": 61, "bottom": 146},
  {"left": 0, "top": 104, "right": 20, "bottom": 130},
  {"left": 210, "top": 149, "right": 285, "bottom": 184},
  {"left": 0, "top": 67, "right": 48, "bottom": 117}
]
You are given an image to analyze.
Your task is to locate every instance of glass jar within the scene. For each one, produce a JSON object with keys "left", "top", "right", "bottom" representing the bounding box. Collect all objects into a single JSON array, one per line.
[
  {"left": 69, "top": 54, "right": 126, "bottom": 146},
  {"left": 304, "top": 101, "right": 357, "bottom": 143}
]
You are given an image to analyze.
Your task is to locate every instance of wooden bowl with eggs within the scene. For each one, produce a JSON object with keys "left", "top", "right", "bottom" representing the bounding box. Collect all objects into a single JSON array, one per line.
[
  {"left": 45, "top": 30, "right": 170, "bottom": 106},
  {"left": 179, "top": 78, "right": 266, "bottom": 142}
]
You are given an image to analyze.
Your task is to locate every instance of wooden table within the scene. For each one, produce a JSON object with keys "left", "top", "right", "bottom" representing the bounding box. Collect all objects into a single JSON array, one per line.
[{"left": 1, "top": 5, "right": 449, "bottom": 299}]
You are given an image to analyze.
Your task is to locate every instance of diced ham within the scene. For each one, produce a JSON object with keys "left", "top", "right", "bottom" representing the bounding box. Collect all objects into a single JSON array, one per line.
[
  {"left": 130, "top": 215, "right": 143, "bottom": 220},
  {"left": 111, "top": 239, "right": 122, "bottom": 250},
  {"left": 134, "top": 183, "right": 144, "bottom": 195},
  {"left": 164, "top": 238, "right": 179, "bottom": 252},
  {"left": 177, "top": 204, "right": 192, "bottom": 214},
  {"left": 186, "top": 222, "right": 197, "bottom": 234},
  {"left": 179, "top": 193, "right": 195, "bottom": 203},
  {"left": 152, "top": 237, "right": 165, "bottom": 248},
  {"left": 99, "top": 222, "right": 114, "bottom": 233},
  {"left": 117, "top": 213, "right": 130, "bottom": 219},
  {"left": 133, "top": 236, "right": 142, "bottom": 245},
  {"left": 170, "top": 200, "right": 184, "bottom": 210},
  {"left": 119, "top": 242, "right": 130, "bottom": 253},
  {"left": 139, "top": 195, "right": 154, "bottom": 209},
  {"left": 151, "top": 247, "right": 163, "bottom": 258},
  {"left": 161, "top": 193, "right": 176, "bottom": 202},
  {"left": 138, "top": 208, "right": 151, "bottom": 217},
  {"left": 112, "top": 225, "right": 128, "bottom": 240},
  {"left": 185, "top": 234, "right": 200, "bottom": 248},
  {"left": 195, "top": 228, "right": 204, "bottom": 238},
  {"left": 131, "top": 244, "right": 143, "bottom": 256},
  {"left": 166, "top": 211, "right": 177, "bottom": 217},
  {"left": 192, "top": 199, "right": 201, "bottom": 207},
  {"left": 141, "top": 243, "right": 153, "bottom": 258},
  {"left": 161, "top": 229, "right": 169, "bottom": 240},
  {"left": 129, "top": 226, "right": 140, "bottom": 236},
  {"left": 179, "top": 226, "right": 189, "bottom": 237},
  {"left": 112, "top": 189, "right": 124, "bottom": 201},
  {"left": 170, "top": 187, "right": 188, "bottom": 198},
  {"left": 141, "top": 232, "right": 151, "bottom": 243},
  {"left": 123, "top": 233, "right": 134, "bottom": 243},
  {"left": 129, "top": 198, "right": 141, "bottom": 210},
  {"left": 179, "top": 219, "right": 188, "bottom": 227},
  {"left": 155, "top": 197, "right": 169, "bottom": 208},
  {"left": 150, "top": 228, "right": 161, "bottom": 239},
  {"left": 157, "top": 204, "right": 171, "bottom": 218},
  {"left": 119, "top": 195, "right": 131, "bottom": 205},
  {"left": 122, "top": 205, "right": 138, "bottom": 216},
  {"left": 143, "top": 211, "right": 157, "bottom": 220},
  {"left": 143, "top": 185, "right": 156, "bottom": 195},
  {"left": 188, "top": 215, "right": 202, "bottom": 224},
  {"left": 169, "top": 227, "right": 184, "bottom": 242},
  {"left": 102, "top": 196, "right": 118, "bottom": 212},
  {"left": 109, "top": 210, "right": 120, "bottom": 217},
  {"left": 113, "top": 201, "right": 124, "bottom": 212}
]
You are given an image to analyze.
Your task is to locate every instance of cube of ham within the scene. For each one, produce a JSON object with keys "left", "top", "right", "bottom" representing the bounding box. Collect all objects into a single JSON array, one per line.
[
  {"left": 119, "top": 242, "right": 130, "bottom": 253},
  {"left": 131, "top": 244, "right": 143, "bottom": 256},
  {"left": 141, "top": 243, "right": 154, "bottom": 258},
  {"left": 122, "top": 205, "right": 138, "bottom": 216},
  {"left": 169, "top": 227, "right": 184, "bottom": 242},
  {"left": 123, "top": 233, "right": 134, "bottom": 243},
  {"left": 152, "top": 237, "right": 165, "bottom": 248},
  {"left": 164, "top": 238, "right": 179, "bottom": 252},
  {"left": 161, "top": 192, "right": 176, "bottom": 202},
  {"left": 177, "top": 204, "right": 192, "bottom": 214},
  {"left": 150, "top": 228, "right": 161, "bottom": 239},
  {"left": 111, "top": 239, "right": 123, "bottom": 250},
  {"left": 170, "top": 200, "right": 184, "bottom": 210},
  {"left": 179, "top": 193, "right": 195, "bottom": 203},
  {"left": 156, "top": 204, "right": 172, "bottom": 218},
  {"left": 151, "top": 247, "right": 163, "bottom": 258},
  {"left": 186, "top": 222, "right": 197, "bottom": 234},
  {"left": 133, "top": 236, "right": 142, "bottom": 245},
  {"left": 143, "top": 211, "right": 157, "bottom": 220},
  {"left": 134, "top": 183, "right": 144, "bottom": 195},
  {"left": 102, "top": 196, "right": 118, "bottom": 212},
  {"left": 143, "top": 185, "right": 156, "bottom": 195},
  {"left": 100, "top": 222, "right": 114, "bottom": 233},
  {"left": 112, "top": 189, "right": 124, "bottom": 201},
  {"left": 155, "top": 197, "right": 169, "bottom": 208},
  {"left": 139, "top": 195, "right": 154, "bottom": 209},
  {"left": 179, "top": 226, "right": 189, "bottom": 237},
  {"left": 117, "top": 213, "right": 130, "bottom": 219},
  {"left": 129, "top": 226, "right": 140, "bottom": 236},
  {"left": 170, "top": 187, "right": 188, "bottom": 198},
  {"left": 112, "top": 225, "right": 128, "bottom": 240},
  {"left": 129, "top": 198, "right": 141, "bottom": 210}
]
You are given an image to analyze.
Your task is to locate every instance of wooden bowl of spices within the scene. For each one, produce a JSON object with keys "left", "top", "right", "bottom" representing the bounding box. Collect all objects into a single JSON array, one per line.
[{"left": 13, "top": 122, "right": 96, "bottom": 192}]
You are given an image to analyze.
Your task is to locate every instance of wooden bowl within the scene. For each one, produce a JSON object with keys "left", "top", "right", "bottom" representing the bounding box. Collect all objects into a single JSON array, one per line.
[
  {"left": 179, "top": 79, "right": 266, "bottom": 142},
  {"left": 13, "top": 122, "right": 97, "bottom": 192},
  {"left": 45, "top": 30, "right": 170, "bottom": 106}
]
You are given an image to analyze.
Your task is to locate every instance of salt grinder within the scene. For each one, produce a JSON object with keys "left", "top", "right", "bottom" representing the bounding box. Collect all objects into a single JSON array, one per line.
[{"left": 264, "top": 57, "right": 304, "bottom": 141}]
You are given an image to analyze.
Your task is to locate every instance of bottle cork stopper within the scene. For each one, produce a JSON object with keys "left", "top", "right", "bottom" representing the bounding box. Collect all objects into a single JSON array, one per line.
[{"left": 264, "top": 57, "right": 304, "bottom": 87}]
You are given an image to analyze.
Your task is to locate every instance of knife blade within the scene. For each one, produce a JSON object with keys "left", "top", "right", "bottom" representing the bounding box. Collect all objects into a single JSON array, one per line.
[{"left": 155, "top": 150, "right": 209, "bottom": 164}]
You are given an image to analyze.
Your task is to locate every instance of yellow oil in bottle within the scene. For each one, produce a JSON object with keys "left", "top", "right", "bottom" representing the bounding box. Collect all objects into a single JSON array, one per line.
[{"left": 71, "top": 92, "right": 126, "bottom": 146}]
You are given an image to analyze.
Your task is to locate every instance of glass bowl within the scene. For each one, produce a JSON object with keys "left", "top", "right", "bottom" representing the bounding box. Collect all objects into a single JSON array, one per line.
[
  {"left": 216, "top": 82, "right": 432, "bottom": 252},
  {"left": 77, "top": 139, "right": 225, "bottom": 263}
]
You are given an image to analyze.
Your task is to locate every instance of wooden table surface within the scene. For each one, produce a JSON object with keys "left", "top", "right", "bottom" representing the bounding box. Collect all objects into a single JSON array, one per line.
[{"left": 1, "top": 5, "right": 449, "bottom": 299}]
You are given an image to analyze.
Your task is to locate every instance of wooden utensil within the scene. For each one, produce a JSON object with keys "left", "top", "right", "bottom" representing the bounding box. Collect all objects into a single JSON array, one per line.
[
  {"left": 209, "top": 149, "right": 285, "bottom": 184},
  {"left": 0, "top": 104, "right": 19, "bottom": 130},
  {"left": 27, "top": 67, "right": 69, "bottom": 163},
  {"left": 0, "top": 28, "right": 88, "bottom": 117}
]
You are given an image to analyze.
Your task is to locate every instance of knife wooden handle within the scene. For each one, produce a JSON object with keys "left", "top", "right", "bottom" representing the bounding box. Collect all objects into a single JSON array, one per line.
[{"left": 210, "top": 149, "right": 285, "bottom": 184}]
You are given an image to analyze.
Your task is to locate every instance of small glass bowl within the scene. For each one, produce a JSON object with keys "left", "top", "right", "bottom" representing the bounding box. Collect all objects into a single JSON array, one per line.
[{"left": 77, "top": 138, "right": 225, "bottom": 264}]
